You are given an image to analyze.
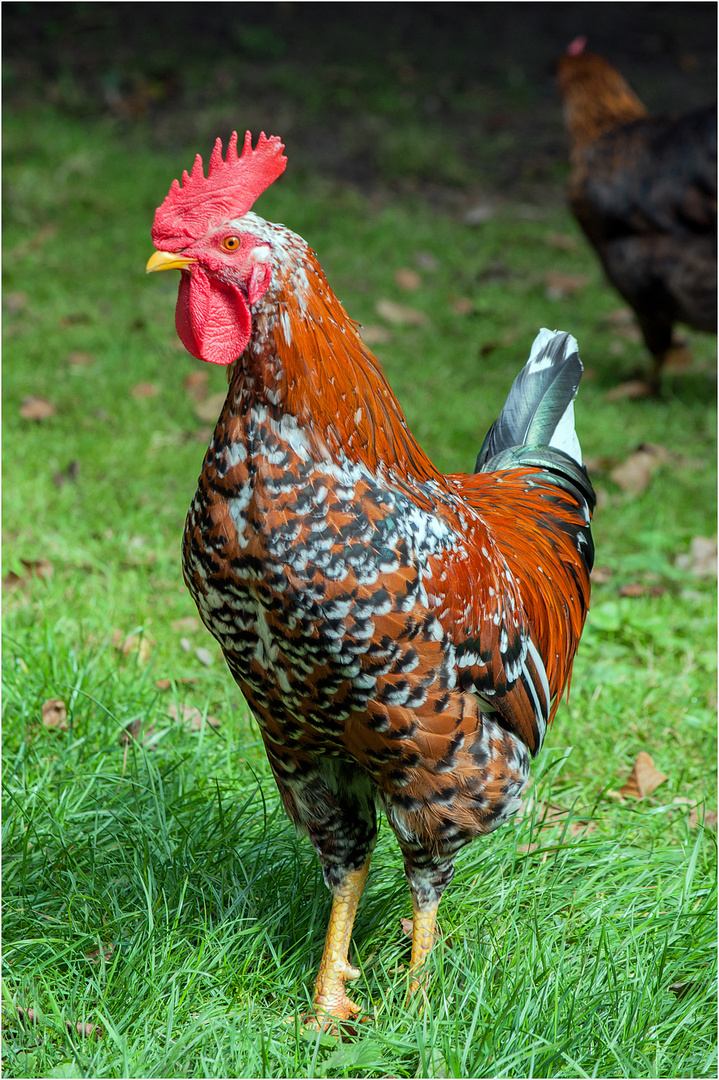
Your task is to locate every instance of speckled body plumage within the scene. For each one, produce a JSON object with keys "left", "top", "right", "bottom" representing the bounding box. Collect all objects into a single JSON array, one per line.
[{"left": 181, "top": 215, "right": 592, "bottom": 909}]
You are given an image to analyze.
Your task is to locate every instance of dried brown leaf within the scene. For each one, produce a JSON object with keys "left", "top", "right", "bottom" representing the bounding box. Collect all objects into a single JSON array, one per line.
[
  {"left": 131, "top": 382, "right": 160, "bottom": 399},
  {"left": 605, "top": 380, "right": 653, "bottom": 401},
  {"left": 450, "top": 297, "right": 475, "bottom": 316},
  {"left": 394, "top": 268, "right": 421, "bottom": 291},
  {"left": 112, "top": 630, "right": 154, "bottom": 664},
  {"left": 545, "top": 232, "right": 578, "bottom": 251},
  {"left": 610, "top": 444, "right": 669, "bottom": 495},
  {"left": 689, "top": 807, "right": 718, "bottom": 829},
  {"left": 618, "top": 582, "right": 667, "bottom": 598},
  {"left": 20, "top": 395, "right": 56, "bottom": 420},
  {"left": 359, "top": 324, "right": 392, "bottom": 346},
  {"left": 86, "top": 942, "right": 115, "bottom": 964},
  {"left": 154, "top": 676, "right": 198, "bottom": 690},
  {"left": 3, "top": 559, "right": 54, "bottom": 590},
  {"left": 676, "top": 536, "right": 717, "bottom": 577},
  {"left": 14, "top": 1006, "right": 37, "bottom": 1027},
  {"left": 67, "top": 1020, "right": 103, "bottom": 1039},
  {"left": 544, "top": 271, "right": 589, "bottom": 299},
  {"left": 42, "top": 699, "right": 68, "bottom": 731},
  {"left": 375, "top": 299, "right": 429, "bottom": 327},
  {"left": 194, "top": 391, "right": 227, "bottom": 423},
  {"left": 400, "top": 916, "right": 414, "bottom": 939},
  {"left": 591, "top": 565, "right": 614, "bottom": 584},
  {"left": 619, "top": 751, "right": 668, "bottom": 800},
  {"left": 414, "top": 251, "right": 439, "bottom": 271},
  {"left": 184, "top": 370, "right": 209, "bottom": 400},
  {"left": 167, "top": 703, "right": 220, "bottom": 730},
  {"left": 5, "top": 291, "right": 28, "bottom": 315},
  {"left": 67, "top": 351, "right": 95, "bottom": 367},
  {"left": 171, "top": 616, "right": 202, "bottom": 632},
  {"left": 463, "top": 201, "right": 494, "bottom": 225},
  {"left": 663, "top": 344, "right": 693, "bottom": 371}
]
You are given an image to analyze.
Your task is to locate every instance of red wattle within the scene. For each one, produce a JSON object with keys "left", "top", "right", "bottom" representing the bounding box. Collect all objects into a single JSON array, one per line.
[{"left": 175, "top": 268, "right": 252, "bottom": 366}]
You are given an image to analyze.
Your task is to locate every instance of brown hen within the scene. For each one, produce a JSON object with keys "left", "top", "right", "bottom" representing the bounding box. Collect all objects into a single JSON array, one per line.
[{"left": 557, "top": 39, "right": 717, "bottom": 392}]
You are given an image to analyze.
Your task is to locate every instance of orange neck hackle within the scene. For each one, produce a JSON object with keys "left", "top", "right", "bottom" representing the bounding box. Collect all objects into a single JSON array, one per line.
[
  {"left": 232, "top": 231, "right": 443, "bottom": 484},
  {"left": 557, "top": 50, "right": 647, "bottom": 154}
]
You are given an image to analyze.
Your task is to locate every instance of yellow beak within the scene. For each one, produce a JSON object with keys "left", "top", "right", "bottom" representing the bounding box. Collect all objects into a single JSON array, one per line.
[{"left": 145, "top": 250, "right": 197, "bottom": 274}]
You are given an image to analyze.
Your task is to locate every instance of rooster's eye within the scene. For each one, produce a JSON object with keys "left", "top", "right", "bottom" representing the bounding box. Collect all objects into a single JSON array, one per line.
[{"left": 222, "top": 236, "right": 241, "bottom": 252}]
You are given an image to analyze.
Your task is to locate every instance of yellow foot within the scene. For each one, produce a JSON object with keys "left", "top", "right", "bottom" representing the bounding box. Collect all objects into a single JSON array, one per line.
[
  {"left": 406, "top": 900, "right": 440, "bottom": 1001},
  {"left": 309, "top": 862, "right": 370, "bottom": 1027}
]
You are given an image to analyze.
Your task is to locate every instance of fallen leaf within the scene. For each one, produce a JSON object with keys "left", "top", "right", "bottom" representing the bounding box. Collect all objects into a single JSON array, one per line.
[
  {"left": 591, "top": 565, "right": 613, "bottom": 584},
  {"left": 67, "top": 351, "right": 95, "bottom": 367},
  {"left": 618, "top": 582, "right": 667, "bottom": 598},
  {"left": 618, "top": 751, "right": 668, "bottom": 800},
  {"left": 67, "top": 1020, "right": 102, "bottom": 1039},
  {"left": 544, "top": 271, "right": 589, "bottom": 299},
  {"left": 605, "top": 380, "right": 653, "bottom": 401},
  {"left": 167, "top": 702, "right": 220, "bottom": 730},
  {"left": 5, "top": 291, "right": 28, "bottom": 315},
  {"left": 171, "top": 616, "right": 202, "bottom": 632},
  {"left": 85, "top": 942, "right": 115, "bottom": 964},
  {"left": 3, "top": 559, "right": 54, "bottom": 589},
  {"left": 131, "top": 382, "right": 160, "bottom": 399},
  {"left": 184, "top": 370, "right": 209, "bottom": 400},
  {"left": 14, "top": 1006, "right": 37, "bottom": 1026},
  {"left": 463, "top": 202, "right": 494, "bottom": 225},
  {"left": 359, "top": 324, "right": 392, "bottom": 346},
  {"left": 668, "top": 980, "right": 704, "bottom": 999},
  {"left": 400, "top": 917, "right": 413, "bottom": 940},
  {"left": 610, "top": 444, "right": 669, "bottom": 495},
  {"left": 545, "top": 232, "right": 578, "bottom": 251},
  {"left": 689, "top": 807, "right": 718, "bottom": 829},
  {"left": 60, "top": 312, "right": 90, "bottom": 327},
  {"left": 20, "top": 396, "right": 56, "bottom": 420},
  {"left": 414, "top": 251, "right": 439, "bottom": 271},
  {"left": 119, "top": 718, "right": 156, "bottom": 747},
  {"left": 663, "top": 344, "right": 693, "bottom": 371},
  {"left": 394, "top": 268, "right": 421, "bottom": 291},
  {"left": 375, "top": 299, "right": 429, "bottom": 327},
  {"left": 112, "top": 630, "right": 154, "bottom": 664},
  {"left": 155, "top": 677, "right": 198, "bottom": 690},
  {"left": 41, "top": 699, "right": 68, "bottom": 731},
  {"left": 676, "top": 536, "right": 717, "bottom": 577},
  {"left": 450, "top": 297, "right": 474, "bottom": 316},
  {"left": 194, "top": 391, "right": 227, "bottom": 423}
]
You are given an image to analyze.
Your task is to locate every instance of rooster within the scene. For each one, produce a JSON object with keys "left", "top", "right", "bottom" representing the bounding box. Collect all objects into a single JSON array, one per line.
[
  {"left": 557, "top": 38, "right": 717, "bottom": 393},
  {"left": 146, "top": 132, "right": 595, "bottom": 1023}
]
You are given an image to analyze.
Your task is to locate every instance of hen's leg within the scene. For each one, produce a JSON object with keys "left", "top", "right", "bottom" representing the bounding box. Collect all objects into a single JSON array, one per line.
[
  {"left": 312, "top": 858, "right": 370, "bottom": 1021},
  {"left": 407, "top": 894, "right": 441, "bottom": 996},
  {"left": 401, "top": 855, "right": 456, "bottom": 999}
]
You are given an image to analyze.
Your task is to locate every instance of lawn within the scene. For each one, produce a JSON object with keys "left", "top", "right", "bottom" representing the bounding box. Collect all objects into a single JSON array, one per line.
[{"left": 3, "top": 99, "right": 717, "bottom": 1079}]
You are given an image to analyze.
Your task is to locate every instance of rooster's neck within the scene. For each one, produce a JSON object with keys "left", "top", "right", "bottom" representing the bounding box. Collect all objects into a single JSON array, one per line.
[{"left": 228, "top": 220, "right": 441, "bottom": 485}]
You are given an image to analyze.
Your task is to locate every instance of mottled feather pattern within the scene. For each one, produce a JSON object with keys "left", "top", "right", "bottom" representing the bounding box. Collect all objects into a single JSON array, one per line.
[{"left": 180, "top": 215, "right": 594, "bottom": 912}]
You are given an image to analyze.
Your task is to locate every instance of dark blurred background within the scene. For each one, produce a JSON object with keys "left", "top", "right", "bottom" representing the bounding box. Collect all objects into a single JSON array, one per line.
[{"left": 4, "top": 2, "right": 717, "bottom": 198}]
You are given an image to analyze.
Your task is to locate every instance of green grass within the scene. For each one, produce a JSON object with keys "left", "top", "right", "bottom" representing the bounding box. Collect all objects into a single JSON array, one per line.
[{"left": 3, "top": 108, "right": 717, "bottom": 1078}]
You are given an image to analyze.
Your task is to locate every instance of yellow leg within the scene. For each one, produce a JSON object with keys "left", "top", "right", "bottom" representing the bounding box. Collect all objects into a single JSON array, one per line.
[
  {"left": 311, "top": 860, "right": 370, "bottom": 1023},
  {"left": 407, "top": 897, "right": 440, "bottom": 997}
]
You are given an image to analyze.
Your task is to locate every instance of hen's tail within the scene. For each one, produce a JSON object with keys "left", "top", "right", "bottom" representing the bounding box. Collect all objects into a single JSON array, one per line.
[{"left": 476, "top": 327, "right": 596, "bottom": 555}]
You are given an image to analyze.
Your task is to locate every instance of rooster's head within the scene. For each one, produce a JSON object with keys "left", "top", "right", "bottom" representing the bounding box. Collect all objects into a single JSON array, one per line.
[{"left": 146, "top": 131, "right": 287, "bottom": 365}]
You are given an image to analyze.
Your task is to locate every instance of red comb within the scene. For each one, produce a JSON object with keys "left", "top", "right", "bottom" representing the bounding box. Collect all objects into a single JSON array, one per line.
[
  {"left": 567, "top": 36, "right": 587, "bottom": 56},
  {"left": 152, "top": 131, "right": 287, "bottom": 250}
]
